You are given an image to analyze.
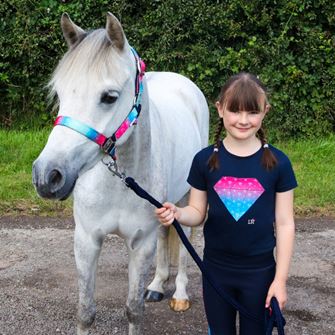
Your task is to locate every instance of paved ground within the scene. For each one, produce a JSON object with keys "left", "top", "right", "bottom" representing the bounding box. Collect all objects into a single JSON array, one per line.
[{"left": 0, "top": 216, "right": 334, "bottom": 335}]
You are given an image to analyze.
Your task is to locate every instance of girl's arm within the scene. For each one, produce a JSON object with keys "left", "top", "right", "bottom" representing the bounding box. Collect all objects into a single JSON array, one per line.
[
  {"left": 155, "top": 187, "right": 208, "bottom": 227},
  {"left": 265, "top": 189, "right": 295, "bottom": 310}
]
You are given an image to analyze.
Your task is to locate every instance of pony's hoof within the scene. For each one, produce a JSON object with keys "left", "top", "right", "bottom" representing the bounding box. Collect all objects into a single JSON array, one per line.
[
  {"left": 144, "top": 289, "right": 164, "bottom": 302},
  {"left": 77, "top": 326, "right": 90, "bottom": 335},
  {"left": 169, "top": 298, "right": 191, "bottom": 312}
]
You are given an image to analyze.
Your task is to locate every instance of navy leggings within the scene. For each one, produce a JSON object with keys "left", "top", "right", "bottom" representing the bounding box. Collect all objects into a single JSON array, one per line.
[{"left": 203, "top": 252, "right": 276, "bottom": 335}]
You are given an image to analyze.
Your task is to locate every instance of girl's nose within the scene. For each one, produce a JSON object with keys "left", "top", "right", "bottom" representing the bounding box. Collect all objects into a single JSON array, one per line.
[{"left": 238, "top": 112, "right": 249, "bottom": 125}]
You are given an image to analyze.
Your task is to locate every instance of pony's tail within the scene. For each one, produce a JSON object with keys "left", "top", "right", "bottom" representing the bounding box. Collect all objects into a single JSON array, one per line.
[
  {"left": 168, "top": 193, "right": 192, "bottom": 266},
  {"left": 168, "top": 225, "right": 194, "bottom": 266},
  {"left": 168, "top": 225, "right": 180, "bottom": 266}
]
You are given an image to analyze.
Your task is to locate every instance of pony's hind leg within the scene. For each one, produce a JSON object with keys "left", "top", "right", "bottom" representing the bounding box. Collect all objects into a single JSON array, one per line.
[
  {"left": 74, "top": 223, "right": 103, "bottom": 335},
  {"left": 169, "top": 224, "right": 191, "bottom": 312},
  {"left": 144, "top": 225, "right": 169, "bottom": 302},
  {"left": 126, "top": 229, "right": 157, "bottom": 335},
  {"left": 169, "top": 193, "right": 191, "bottom": 312}
]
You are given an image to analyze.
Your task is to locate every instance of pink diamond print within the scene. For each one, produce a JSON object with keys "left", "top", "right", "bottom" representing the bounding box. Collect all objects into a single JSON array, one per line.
[{"left": 214, "top": 176, "right": 265, "bottom": 221}]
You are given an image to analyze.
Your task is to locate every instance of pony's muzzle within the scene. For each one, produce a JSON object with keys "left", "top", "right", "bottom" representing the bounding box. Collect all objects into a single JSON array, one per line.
[{"left": 32, "top": 160, "right": 75, "bottom": 200}]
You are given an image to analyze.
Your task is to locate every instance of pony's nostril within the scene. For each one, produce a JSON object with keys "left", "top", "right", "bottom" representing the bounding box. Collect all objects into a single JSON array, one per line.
[
  {"left": 50, "top": 169, "right": 62, "bottom": 184},
  {"left": 48, "top": 169, "right": 64, "bottom": 191}
]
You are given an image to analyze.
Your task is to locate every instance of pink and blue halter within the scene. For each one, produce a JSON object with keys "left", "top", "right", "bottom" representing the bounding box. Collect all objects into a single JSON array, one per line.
[{"left": 54, "top": 47, "right": 145, "bottom": 160}]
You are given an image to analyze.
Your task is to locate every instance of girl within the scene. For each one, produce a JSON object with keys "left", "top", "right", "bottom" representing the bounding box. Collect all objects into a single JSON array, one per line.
[{"left": 155, "top": 73, "right": 297, "bottom": 335}]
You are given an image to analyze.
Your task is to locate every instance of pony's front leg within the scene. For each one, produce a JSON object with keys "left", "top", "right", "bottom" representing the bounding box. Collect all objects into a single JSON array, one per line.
[
  {"left": 170, "top": 225, "right": 191, "bottom": 312},
  {"left": 74, "top": 223, "right": 103, "bottom": 335},
  {"left": 126, "top": 230, "right": 157, "bottom": 335},
  {"left": 144, "top": 225, "right": 169, "bottom": 302}
]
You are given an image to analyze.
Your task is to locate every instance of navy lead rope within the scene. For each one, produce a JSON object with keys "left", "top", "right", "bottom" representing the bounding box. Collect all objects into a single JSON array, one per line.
[
  {"left": 265, "top": 297, "right": 286, "bottom": 335},
  {"left": 124, "top": 177, "right": 287, "bottom": 331}
]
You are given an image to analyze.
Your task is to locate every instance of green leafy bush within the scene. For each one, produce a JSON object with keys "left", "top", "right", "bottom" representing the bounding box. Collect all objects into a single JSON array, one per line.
[{"left": 0, "top": 0, "right": 334, "bottom": 139}]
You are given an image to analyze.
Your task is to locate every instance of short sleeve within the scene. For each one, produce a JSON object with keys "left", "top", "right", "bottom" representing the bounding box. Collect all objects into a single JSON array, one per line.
[
  {"left": 275, "top": 155, "right": 298, "bottom": 192},
  {"left": 187, "top": 153, "right": 207, "bottom": 191}
]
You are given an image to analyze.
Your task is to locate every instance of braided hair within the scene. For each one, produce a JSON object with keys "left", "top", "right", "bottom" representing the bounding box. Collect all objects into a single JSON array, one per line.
[
  {"left": 207, "top": 117, "right": 224, "bottom": 171},
  {"left": 257, "top": 127, "right": 277, "bottom": 170},
  {"left": 208, "top": 72, "right": 277, "bottom": 171}
]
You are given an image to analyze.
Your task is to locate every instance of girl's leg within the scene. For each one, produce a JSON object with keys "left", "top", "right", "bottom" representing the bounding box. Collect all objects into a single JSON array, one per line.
[
  {"left": 202, "top": 259, "right": 237, "bottom": 335},
  {"left": 237, "top": 264, "right": 275, "bottom": 335}
]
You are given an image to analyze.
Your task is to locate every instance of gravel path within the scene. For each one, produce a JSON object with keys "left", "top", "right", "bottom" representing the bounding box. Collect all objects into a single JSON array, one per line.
[{"left": 0, "top": 216, "right": 334, "bottom": 335}]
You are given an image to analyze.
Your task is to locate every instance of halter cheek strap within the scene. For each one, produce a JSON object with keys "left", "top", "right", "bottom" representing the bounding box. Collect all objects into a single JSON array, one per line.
[{"left": 54, "top": 47, "right": 145, "bottom": 160}]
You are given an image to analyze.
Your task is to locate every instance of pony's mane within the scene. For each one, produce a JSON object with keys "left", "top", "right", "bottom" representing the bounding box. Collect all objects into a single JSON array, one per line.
[{"left": 48, "top": 29, "right": 128, "bottom": 108}]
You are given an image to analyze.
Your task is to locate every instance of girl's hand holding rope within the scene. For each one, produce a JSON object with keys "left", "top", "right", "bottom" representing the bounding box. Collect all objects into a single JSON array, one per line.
[{"left": 155, "top": 202, "right": 181, "bottom": 226}]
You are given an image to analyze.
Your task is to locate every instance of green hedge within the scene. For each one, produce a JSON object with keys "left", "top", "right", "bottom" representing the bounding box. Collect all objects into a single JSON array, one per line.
[{"left": 1, "top": 0, "right": 334, "bottom": 139}]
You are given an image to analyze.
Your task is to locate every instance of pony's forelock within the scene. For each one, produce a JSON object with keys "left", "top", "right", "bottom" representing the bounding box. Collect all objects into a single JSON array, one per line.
[{"left": 48, "top": 29, "right": 129, "bottom": 101}]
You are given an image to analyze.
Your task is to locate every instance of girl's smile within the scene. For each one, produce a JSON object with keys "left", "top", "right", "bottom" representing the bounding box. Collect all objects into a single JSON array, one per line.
[{"left": 236, "top": 127, "right": 252, "bottom": 132}]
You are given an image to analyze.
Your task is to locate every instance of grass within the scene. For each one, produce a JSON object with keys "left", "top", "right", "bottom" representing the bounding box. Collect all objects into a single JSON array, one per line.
[
  {"left": 275, "top": 136, "right": 335, "bottom": 217},
  {"left": 0, "top": 129, "right": 334, "bottom": 217},
  {"left": 0, "top": 129, "right": 72, "bottom": 216}
]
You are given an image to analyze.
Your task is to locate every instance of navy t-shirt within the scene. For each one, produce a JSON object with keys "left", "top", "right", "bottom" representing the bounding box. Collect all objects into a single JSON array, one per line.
[{"left": 187, "top": 144, "right": 297, "bottom": 258}]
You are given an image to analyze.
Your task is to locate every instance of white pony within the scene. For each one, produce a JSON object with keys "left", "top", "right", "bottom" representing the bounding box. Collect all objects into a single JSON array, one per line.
[{"left": 32, "top": 13, "right": 208, "bottom": 335}]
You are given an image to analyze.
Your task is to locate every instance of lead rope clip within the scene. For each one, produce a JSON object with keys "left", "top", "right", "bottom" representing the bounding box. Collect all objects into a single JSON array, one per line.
[{"left": 101, "top": 156, "right": 128, "bottom": 185}]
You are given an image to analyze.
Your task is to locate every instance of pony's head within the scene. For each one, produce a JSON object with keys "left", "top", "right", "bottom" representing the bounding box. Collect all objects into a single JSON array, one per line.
[{"left": 33, "top": 13, "right": 141, "bottom": 200}]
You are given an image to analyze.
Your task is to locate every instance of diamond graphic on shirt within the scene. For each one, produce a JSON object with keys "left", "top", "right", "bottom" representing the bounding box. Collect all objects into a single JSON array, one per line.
[{"left": 213, "top": 177, "right": 265, "bottom": 221}]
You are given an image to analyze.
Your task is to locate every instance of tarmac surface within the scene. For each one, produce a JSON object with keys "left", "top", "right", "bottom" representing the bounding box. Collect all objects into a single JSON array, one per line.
[{"left": 0, "top": 216, "right": 334, "bottom": 335}]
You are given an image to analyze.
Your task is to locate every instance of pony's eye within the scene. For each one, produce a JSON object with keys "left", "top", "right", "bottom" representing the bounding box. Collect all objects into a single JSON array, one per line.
[{"left": 100, "top": 91, "right": 118, "bottom": 104}]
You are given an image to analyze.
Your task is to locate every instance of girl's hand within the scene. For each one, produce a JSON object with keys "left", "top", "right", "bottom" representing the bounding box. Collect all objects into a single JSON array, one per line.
[
  {"left": 155, "top": 202, "right": 180, "bottom": 226},
  {"left": 265, "top": 280, "right": 287, "bottom": 310}
]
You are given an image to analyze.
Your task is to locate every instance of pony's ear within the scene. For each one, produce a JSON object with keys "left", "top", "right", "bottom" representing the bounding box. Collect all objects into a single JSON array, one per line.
[
  {"left": 61, "top": 13, "right": 85, "bottom": 48},
  {"left": 106, "top": 12, "right": 125, "bottom": 50}
]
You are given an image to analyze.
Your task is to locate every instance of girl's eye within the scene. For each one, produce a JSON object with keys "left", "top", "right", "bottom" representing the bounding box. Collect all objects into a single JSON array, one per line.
[
  {"left": 250, "top": 110, "right": 260, "bottom": 115},
  {"left": 100, "top": 91, "right": 118, "bottom": 104}
]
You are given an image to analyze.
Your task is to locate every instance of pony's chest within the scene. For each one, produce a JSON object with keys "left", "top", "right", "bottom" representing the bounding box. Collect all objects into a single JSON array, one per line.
[{"left": 74, "top": 166, "right": 127, "bottom": 206}]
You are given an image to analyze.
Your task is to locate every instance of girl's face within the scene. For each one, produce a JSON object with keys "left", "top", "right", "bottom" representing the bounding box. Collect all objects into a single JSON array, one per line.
[{"left": 216, "top": 99, "right": 270, "bottom": 142}]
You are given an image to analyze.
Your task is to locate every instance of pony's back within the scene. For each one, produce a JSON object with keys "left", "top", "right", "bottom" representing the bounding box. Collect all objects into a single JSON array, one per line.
[{"left": 146, "top": 71, "right": 209, "bottom": 202}]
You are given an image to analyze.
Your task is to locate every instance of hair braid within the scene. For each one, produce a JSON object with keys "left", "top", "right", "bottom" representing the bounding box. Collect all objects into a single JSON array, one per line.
[
  {"left": 257, "top": 127, "right": 278, "bottom": 170},
  {"left": 208, "top": 118, "right": 224, "bottom": 171}
]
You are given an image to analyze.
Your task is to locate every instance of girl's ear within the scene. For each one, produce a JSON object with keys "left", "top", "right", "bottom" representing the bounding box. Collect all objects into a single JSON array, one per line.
[{"left": 216, "top": 101, "right": 224, "bottom": 118}]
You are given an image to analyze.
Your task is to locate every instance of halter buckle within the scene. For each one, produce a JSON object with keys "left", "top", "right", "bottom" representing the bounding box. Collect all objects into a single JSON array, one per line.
[{"left": 102, "top": 137, "right": 116, "bottom": 156}]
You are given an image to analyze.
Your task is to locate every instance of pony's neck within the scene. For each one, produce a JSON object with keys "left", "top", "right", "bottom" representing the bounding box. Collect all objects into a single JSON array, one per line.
[{"left": 115, "top": 78, "right": 151, "bottom": 175}]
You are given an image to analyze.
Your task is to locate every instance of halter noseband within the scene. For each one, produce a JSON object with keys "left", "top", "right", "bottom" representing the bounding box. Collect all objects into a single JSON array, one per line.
[{"left": 54, "top": 47, "right": 146, "bottom": 160}]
